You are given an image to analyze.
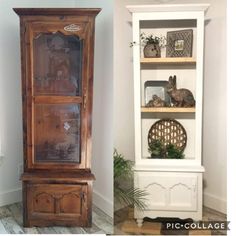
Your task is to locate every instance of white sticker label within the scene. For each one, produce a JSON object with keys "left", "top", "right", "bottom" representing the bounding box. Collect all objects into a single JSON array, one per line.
[{"left": 64, "top": 24, "right": 81, "bottom": 32}]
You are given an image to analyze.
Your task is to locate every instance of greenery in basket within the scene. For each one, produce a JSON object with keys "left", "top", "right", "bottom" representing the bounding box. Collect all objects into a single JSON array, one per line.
[
  {"left": 130, "top": 32, "right": 166, "bottom": 48},
  {"left": 148, "top": 139, "right": 185, "bottom": 159},
  {"left": 114, "top": 149, "right": 148, "bottom": 210},
  {"left": 148, "top": 139, "right": 165, "bottom": 158},
  {"left": 166, "top": 143, "right": 185, "bottom": 159}
]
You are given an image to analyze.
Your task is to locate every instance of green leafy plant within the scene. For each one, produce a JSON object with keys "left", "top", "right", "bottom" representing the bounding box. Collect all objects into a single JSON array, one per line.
[
  {"left": 166, "top": 144, "right": 185, "bottom": 159},
  {"left": 148, "top": 140, "right": 185, "bottom": 159},
  {"left": 114, "top": 149, "right": 148, "bottom": 210},
  {"left": 148, "top": 139, "right": 165, "bottom": 158},
  {"left": 130, "top": 33, "right": 166, "bottom": 47}
]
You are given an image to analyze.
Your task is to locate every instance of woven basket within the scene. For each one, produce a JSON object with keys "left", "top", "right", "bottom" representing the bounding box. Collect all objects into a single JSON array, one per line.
[{"left": 148, "top": 119, "right": 187, "bottom": 151}]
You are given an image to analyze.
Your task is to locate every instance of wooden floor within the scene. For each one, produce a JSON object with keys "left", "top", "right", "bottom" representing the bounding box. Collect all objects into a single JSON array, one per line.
[
  {"left": 114, "top": 207, "right": 227, "bottom": 235},
  {"left": 0, "top": 202, "right": 227, "bottom": 235},
  {"left": 0, "top": 202, "right": 113, "bottom": 234}
]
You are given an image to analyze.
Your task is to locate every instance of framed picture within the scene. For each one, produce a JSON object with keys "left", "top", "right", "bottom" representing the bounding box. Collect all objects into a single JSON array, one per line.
[
  {"left": 144, "top": 81, "right": 171, "bottom": 105},
  {"left": 166, "top": 29, "right": 193, "bottom": 57}
]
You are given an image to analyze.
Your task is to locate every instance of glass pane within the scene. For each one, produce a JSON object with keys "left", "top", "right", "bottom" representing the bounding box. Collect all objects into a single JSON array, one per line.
[
  {"left": 34, "top": 104, "right": 81, "bottom": 163},
  {"left": 33, "top": 32, "right": 83, "bottom": 96}
]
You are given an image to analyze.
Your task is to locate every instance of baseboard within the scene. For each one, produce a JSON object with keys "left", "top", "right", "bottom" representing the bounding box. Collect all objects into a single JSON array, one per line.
[
  {"left": 0, "top": 188, "right": 22, "bottom": 207},
  {"left": 93, "top": 189, "right": 113, "bottom": 218},
  {"left": 0, "top": 187, "right": 114, "bottom": 217},
  {"left": 0, "top": 188, "right": 226, "bottom": 217},
  {"left": 203, "top": 192, "right": 227, "bottom": 214}
]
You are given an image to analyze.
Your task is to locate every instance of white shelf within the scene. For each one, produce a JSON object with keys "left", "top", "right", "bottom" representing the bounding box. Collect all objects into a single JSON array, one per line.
[
  {"left": 134, "top": 164, "right": 205, "bottom": 172},
  {"left": 141, "top": 107, "right": 195, "bottom": 113},
  {"left": 140, "top": 57, "right": 196, "bottom": 65}
]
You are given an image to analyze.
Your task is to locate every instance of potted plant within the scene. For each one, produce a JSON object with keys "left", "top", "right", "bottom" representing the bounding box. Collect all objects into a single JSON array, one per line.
[
  {"left": 148, "top": 139, "right": 165, "bottom": 158},
  {"left": 166, "top": 143, "right": 185, "bottom": 159},
  {"left": 130, "top": 33, "right": 166, "bottom": 58},
  {"left": 148, "top": 140, "right": 185, "bottom": 159},
  {"left": 114, "top": 149, "right": 148, "bottom": 210},
  {"left": 141, "top": 33, "right": 166, "bottom": 58}
]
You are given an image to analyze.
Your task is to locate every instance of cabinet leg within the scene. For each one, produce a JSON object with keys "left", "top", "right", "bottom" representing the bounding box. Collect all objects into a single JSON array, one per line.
[{"left": 136, "top": 218, "right": 143, "bottom": 227}]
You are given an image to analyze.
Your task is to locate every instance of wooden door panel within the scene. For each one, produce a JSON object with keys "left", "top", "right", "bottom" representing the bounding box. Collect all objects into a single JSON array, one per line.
[
  {"left": 33, "top": 192, "right": 54, "bottom": 213},
  {"left": 25, "top": 21, "right": 90, "bottom": 169},
  {"left": 33, "top": 31, "right": 84, "bottom": 96},
  {"left": 28, "top": 184, "right": 87, "bottom": 217},
  {"left": 60, "top": 192, "right": 83, "bottom": 214},
  {"left": 34, "top": 104, "right": 81, "bottom": 164},
  {"left": 31, "top": 22, "right": 88, "bottom": 38}
]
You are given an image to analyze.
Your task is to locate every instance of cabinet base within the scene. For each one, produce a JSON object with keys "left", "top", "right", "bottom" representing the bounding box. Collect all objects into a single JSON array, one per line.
[
  {"left": 135, "top": 210, "right": 202, "bottom": 228},
  {"left": 134, "top": 170, "right": 203, "bottom": 226},
  {"left": 22, "top": 171, "right": 95, "bottom": 227}
]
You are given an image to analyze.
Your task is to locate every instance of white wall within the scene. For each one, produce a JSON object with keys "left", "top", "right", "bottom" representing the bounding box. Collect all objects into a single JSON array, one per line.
[
  {"left": 0, "top": 0, "right": 113, "bottom": 217},
  {"left": 73, "top": 0, "right": 114, "bottom": 217},
  {"left": 202, "top": 0, "right": 226, "bottom": 214},
  {"left": 114, "top": 0, "right": 226, "bottom": 214}
]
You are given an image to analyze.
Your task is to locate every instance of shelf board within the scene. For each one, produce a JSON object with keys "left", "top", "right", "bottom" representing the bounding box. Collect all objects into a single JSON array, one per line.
[
  {"left": 141, "top": 107, "right": 195, "bottom": 113},
  {"left": 140, "top": 57, "right": 196, "bottom": 65}
]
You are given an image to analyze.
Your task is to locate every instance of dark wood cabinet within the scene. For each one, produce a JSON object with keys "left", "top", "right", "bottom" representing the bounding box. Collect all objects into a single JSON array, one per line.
[{"left": 14, "top": 8, "right": 101, "bottom": 227}]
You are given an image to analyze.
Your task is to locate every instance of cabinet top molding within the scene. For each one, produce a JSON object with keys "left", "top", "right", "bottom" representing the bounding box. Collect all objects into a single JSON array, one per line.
[
  {"left": 13, "top": 8, "right": 101, "bottom": 16},
  {"left": 126, "top": 4, "right": 209, "bottom": 13}
]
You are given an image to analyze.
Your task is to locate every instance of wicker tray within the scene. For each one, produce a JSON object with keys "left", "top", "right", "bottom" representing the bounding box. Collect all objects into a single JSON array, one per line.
[{"left": 148, "top": 119, "right": 187, "bottom": 151}]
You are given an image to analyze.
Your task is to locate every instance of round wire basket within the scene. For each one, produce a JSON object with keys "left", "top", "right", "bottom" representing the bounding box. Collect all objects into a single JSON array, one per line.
[{"left": 148, "top": 118, "right": 187, "bottom": 151}]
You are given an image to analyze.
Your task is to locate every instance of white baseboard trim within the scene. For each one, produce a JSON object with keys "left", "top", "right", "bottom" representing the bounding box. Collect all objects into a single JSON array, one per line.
[
  {"left": 0, "top": 188, "right": 22, "bottom": 207},
  {"left": 93, "top": 189, "right": 113, "bottom": 218},
  {"left": 0, "top": 187, "right": 114, "bottom": 218},
  {"left": 203, "top": 192, "right": 227, "bottom": 214}
]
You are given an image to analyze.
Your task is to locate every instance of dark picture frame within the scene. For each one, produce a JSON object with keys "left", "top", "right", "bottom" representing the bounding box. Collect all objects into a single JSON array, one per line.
[{"left": 166, "top": 29, "right": 193, "bottom": 57}]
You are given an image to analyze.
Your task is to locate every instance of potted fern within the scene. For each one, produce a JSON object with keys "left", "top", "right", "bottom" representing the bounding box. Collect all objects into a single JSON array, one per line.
[{"left": 114, "top": 149, "right": 148, "bottom": 210}]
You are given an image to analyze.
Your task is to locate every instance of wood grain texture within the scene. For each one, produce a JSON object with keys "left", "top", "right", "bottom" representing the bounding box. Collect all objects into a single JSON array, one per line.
[
  {"left": 14, "top": 8, "right": 100, "bottom": 227},
  {"left": 0, "top": 202, "right": 113, "bottom": 234},
  {"left": 52, "top": 226, "right": 72, "bottom": 234},
  {"left": 1, "top": 217, "right": 24, "bottom": 234},
  {"left": 24, "top": 182, "right": 93, "bottom": 227},
  {"left": 21, "top": 171, "right": 95, "bottom": 182},
  {"left": 0, "top": 222, "right": 8, "bottom": 234},
  {"left": 34, "top": 96, "right": 82, "bottom": 104},
  {"left": 13, "top": 8, "right": 101, "bottom": 16},
  {"left": 0, "top": 207, "right": 11, "bottom": 218},
  {"left": 121, "top": 220, "right": 162, "bottom": 235},
  {"left": 92, "top": 211, "right": 113, "bottom": 234},
  {"left": 140, "top": 57, "right": 196, "bottom": 65},
  {"left": 115, "top": 206, "right": 226, "bottom": 235},
  {"left": 7, "top": 204, "right": 23, "bottom": 226},
  {"left": 141, "top": 107, "right": 195, "bottom": 113}
]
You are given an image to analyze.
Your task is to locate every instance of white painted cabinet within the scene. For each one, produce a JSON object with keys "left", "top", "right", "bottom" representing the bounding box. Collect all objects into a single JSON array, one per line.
[
  {"left": 137, "top": 172, "right": 198, "bottom": 211},
  {"left": 127, "top": 4, "right": 209, "bottom": 226}
]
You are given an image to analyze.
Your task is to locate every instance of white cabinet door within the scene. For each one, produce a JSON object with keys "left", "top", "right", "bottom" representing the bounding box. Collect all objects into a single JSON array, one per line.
[{"left": 136, "top": 172, "right": 198, "bottom": 211}]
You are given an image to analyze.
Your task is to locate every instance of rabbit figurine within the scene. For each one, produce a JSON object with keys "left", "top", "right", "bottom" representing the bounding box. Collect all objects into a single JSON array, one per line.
[{"left": 166, "top": 75, "right": 195, "bottom": 107}]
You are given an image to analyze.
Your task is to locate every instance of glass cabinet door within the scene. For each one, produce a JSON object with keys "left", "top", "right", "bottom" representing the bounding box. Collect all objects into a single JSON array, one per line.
[
  {"left": 33, "top": 32, "right": 83, "bottom": 96},
  {"left": 29, "top": 22, "right": 88, "bottom": 168},
  {"left": 34, "top": 104, "right": 81, "bottom": 163}
]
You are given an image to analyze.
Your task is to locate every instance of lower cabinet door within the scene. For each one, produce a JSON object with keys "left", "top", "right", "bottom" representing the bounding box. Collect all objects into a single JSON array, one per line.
[
  {"left": 135, "top": 172, "right": 199, "bottom": 211},
  {"left": 27, "top": 183, "right": 88, "bottom": 225}
]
